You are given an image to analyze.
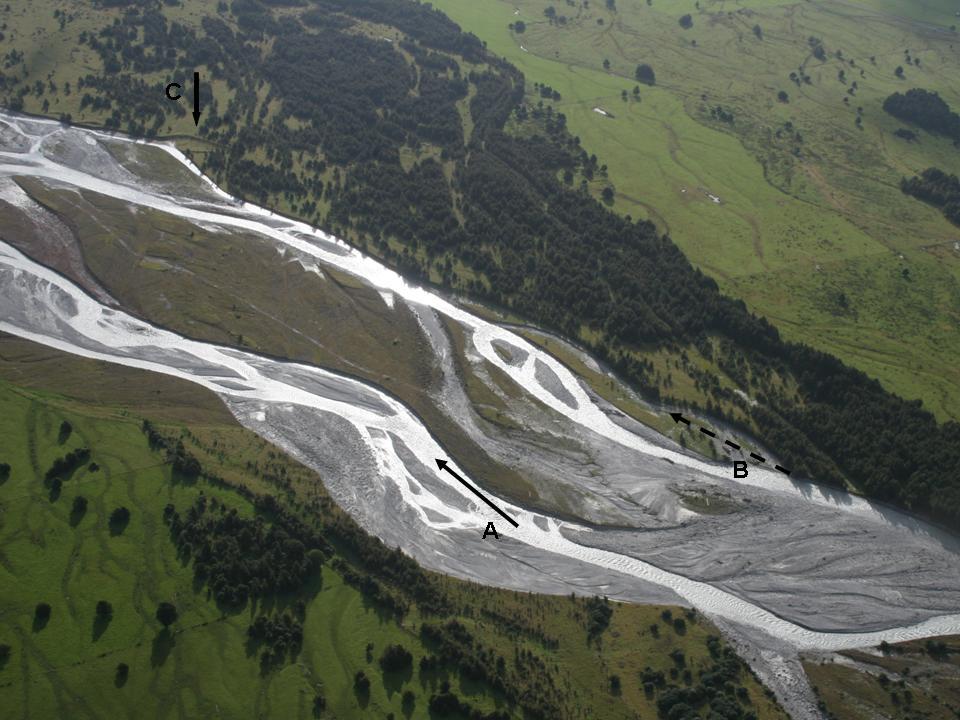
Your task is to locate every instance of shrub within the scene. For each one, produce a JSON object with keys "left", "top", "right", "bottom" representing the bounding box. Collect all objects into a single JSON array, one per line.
[
  {"left": 379, "top": 643, "right": 413, "bottom": 673},
  {"left": 109, "top": 506, "right": 131, "bottom": 533},
  {"left": 156, "top": 602, "right": 178, "bottom": 628},
  {"left": 353, "top": 670, "right": 370, "bottom": 694},
  {"left": 35, "top": 603, "right": 52, "bottom": 623},
  {"left": 635, "top": 63, "right": 656, "bottom": 86},
  {"left": 96, "top": 600, "right": 113, "bottom": 620},
  {"left": 609, "top": 674, "right": 621, "bottom": 694}
]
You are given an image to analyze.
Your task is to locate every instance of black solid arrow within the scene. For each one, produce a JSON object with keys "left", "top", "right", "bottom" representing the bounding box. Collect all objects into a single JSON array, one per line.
[
  {"left": 669, "top": 412, "right": 690, "bottom": 426},
  {"left": 435, "top": 459, "right": 519, "bottom": 528},
  {"left": 192, "top": 70, "right": 201, "bottom": 126}
]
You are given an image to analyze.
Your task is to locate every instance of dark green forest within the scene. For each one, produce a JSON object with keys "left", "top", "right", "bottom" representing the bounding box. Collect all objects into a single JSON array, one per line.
[
  {"left": 2, "top": 0, "right": 958, "bottom": 528},
  {"left": 883, "top": 88, "right": 960, "bottom": 143},
  {"left": 901, "top": 167, "right": 960, "bottom": 227}
]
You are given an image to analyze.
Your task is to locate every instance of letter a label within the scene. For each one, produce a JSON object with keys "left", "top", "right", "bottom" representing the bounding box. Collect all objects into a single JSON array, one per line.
[
  {"left": 733, "top": 461, "right": 748, "bottom": 478},
  {"left": 482, "top": 522, "right": 500, "bottom": 539}
]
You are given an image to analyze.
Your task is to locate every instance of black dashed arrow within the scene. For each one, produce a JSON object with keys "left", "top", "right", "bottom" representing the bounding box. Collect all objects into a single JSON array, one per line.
[{"left": 669, "top": 412, "right": 791, "bottom": 476}]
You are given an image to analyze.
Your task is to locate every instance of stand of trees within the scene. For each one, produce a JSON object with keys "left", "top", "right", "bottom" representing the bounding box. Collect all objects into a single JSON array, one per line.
[
  {"left": 420, "top": 619, "right": 563, "bottom": 719},
  {"left": 163, "top": 494, "right": 325, "bottom": 606},
  {"left": 654, "top": 635, "right": 758, "bottom": 720},
  {"left": 247, "top": 611, "right": 304, "bottom": 668},
  {"left": 883, "top": 88, "right": 960, "bottom": 143},
  {"left": 901, "top": 167, "right": 960, "bottom": 227},
  {"left": 44, "top": 447, "right": 90, "bottom": 481}
]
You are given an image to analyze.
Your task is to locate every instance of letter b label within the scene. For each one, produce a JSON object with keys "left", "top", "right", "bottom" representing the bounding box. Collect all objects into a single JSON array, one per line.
[{"left": 733, "top": 461, "right": 748, "bottom": 478}]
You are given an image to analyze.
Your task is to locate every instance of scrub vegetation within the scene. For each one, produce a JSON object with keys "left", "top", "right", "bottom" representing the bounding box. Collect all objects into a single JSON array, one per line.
[{"left": 0, "top": 333, "right": 786, "bottom": 720}]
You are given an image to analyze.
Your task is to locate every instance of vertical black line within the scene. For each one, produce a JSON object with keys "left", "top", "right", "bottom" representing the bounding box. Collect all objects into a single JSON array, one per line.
[{"left": 193, "top": 70, "right": 200, "bottom": 115}]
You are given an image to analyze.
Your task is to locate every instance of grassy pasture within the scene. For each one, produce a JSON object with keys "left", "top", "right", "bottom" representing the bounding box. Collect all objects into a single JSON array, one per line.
[{"left": 432, "top": 0, "right": 960, "bottom": 420}]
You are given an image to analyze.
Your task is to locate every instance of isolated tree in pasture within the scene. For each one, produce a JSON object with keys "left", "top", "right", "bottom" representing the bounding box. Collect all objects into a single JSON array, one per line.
[
  {"left": 109, "top": 506, "right": 131, "bottom": 534},
  {"left": 312, "top": 693, "right": 326, "bottom": 713},
  {"left": 96, "top": 600, "right": 113, "bottom": 620},
  {"left": 379, "top": 644, "right": 413, "bottom": 672},
  {"left": 35, "top": 603, "right": 52, "bottom": 626},
  {"left": 155, "top": 602, "right": 178, "bottom": 628},
  {"left": 635, "top": 63, "right": 656, "bottom": 86},
  {"left": 354, "top": 670, "right": 371, "bottom": 695}
]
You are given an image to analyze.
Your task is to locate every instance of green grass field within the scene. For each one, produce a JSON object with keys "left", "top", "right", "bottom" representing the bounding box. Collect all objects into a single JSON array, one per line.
[
  {"left": 0, "top": 371, "right": 452, "bottom": 719},
  {"left": 0, "top": 335, "right": 788, "bottom": 719},
  {"left": 431, "top": 0, "right": 960, "bottom": 421}
]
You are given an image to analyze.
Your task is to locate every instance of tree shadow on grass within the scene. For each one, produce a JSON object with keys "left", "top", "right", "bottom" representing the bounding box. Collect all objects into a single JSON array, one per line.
[
  {"left": 69, "top": 505, "right": 87, "bottom": 528},
  {"left": 47, "top": 480, "right": 62, "bottom": 503},
  {"left": 169, "top": 469, "right": 198, "bottom": 488},
  {"left": 383, "top": 665, "right": 413, "bottom": 698},
  {"left": 401, "top": 691, "right": 415, "bottom": 719},
  {"left": 354, "top": 684, "right": 370, "bottom": 710},
  {"left": 359, "top": 593, "right": 402, "bottom": 626},
  {"left": 92, "top": 615, "right": 111, "bottom": 642},
  {"left": 109, "top": 514, "right": 130, "bottom": 537},
  {"left": 150, "top": 629, "right": 175, "bottom": 667},
  {"left": 32, "top": 614, "right": 50, "bottom": 633},
  {"left": 417, "top": 664, "right": 447, "bottom": 694}
]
